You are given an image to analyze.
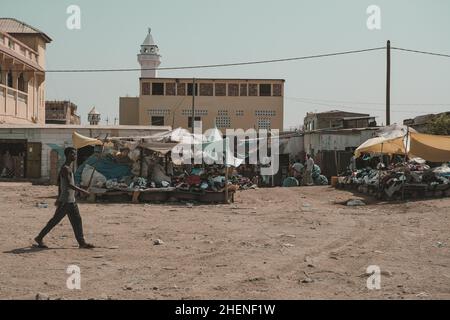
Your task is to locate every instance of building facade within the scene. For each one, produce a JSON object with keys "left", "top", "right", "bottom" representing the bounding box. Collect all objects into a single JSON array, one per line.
[
  {"left": 304, "top": 110, "right": 377, "bottom": 132},
  {"left": 45, "top": 100, "right": 81, "bottom": 125},
  {"left": 0, "top": 18, "right": 51, "bottom": 125},
  {"left": 0, "top": 124, "right": 170, "bottom": 182},
  {"left": 120, "top": 29, "right": 284, "bottom": 131}
]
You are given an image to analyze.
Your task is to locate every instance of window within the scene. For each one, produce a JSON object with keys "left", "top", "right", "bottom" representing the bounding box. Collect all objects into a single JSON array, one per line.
[
  {"left": 18, "top": 73, "right": 25, "bottom": 92},
  {"left": 151, "top": 116, "right": 165, "bottom": 126},
  {"left": 248, "top": 84, "right": 258, "bottom": 96},
  {"left": 188, "top": 116, "right": 202, "bottom": 128},
  {"left": 273, "top": 84, "right": 282, "bottom": 96},
  {"left": 177, "top": 83, "right": 186, "bottom": 96},
  {"left": 228, "top": 84, "right": 239, "bottom": 96},
  {"left": 218, "top": 110, "right": 228, "bottom": 116},
  {"left": 148, "top": 109, "right": 170, "bottom": 116},
  {"left": 142, "top": 82, "right": 150, "bottom": 95},
  {"left": 255, "top": 110, "right": 276, "bottom": 116},
  {"left": 236, "top": 110, "right": 244, "bottom": 116},
  {"left": 215, "top": 83, "right": 226, "bottom": 96},
  {"left": 200, "top": 83, "right": 213, "bottom": 96},
  {"left": 187, "top": 83, "right": 198, "bottom": 96},
  {"left": 259, "top": 84, "right": 271, "bottom": 96},
  {"left": 7, "top": 70, "right": 13, "bottom": 88},
  {"left": 165, "top": 83, "right": 176, "bottom": 96},
  {"left": 215, "top": 116, "right": 231, "bottom": 128},
  {"left": 182, "top": 109, "right": 208, "bottom": 116},
  {"left": 152, "top": 83, "right": 164, "bottom": 95},
  {"left": 257, "top": 119, "right": 271, "bottom": 130},
  {"left": 239, "top": 84, "right": 248, "bottom": 96}
]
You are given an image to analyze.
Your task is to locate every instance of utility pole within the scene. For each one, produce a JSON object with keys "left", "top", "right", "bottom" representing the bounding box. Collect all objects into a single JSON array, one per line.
[
  {"left": 191, "top": 77, "right": 196, "bottom": 133},
  {"left": 386, "top": 40, "right": 391, "bottom": 126}
]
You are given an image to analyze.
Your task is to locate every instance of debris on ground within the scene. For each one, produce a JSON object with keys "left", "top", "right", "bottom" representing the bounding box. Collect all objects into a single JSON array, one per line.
[{"left": 346, "top": 199, "right": 366, "bottom": 206}]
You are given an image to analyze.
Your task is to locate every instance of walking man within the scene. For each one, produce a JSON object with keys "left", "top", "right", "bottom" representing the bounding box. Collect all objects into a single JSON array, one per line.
[{"left": 35, "top": 147, "right": 95, "bottom": 249}]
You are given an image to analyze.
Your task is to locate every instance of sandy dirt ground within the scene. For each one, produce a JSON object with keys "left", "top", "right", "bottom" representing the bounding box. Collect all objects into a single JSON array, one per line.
[{"left": 0, "top": 182, "right": 449, "bottom": 300}]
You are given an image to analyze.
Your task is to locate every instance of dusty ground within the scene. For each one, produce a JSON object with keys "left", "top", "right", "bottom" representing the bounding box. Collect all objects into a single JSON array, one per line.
[{"left": 0, "top": 182, "right": 449, "bottom": 300}]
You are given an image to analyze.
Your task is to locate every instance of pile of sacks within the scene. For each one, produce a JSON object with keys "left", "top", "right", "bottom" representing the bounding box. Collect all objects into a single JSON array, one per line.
[
  {"left": 282, "top": 164, "right": 328, "bottom": 187},
  {"left": 338, "top": 161, "right": 450, "bottom": 199},
  {"left": 173, "top": 167, "right": 241, "bottom": 193}
]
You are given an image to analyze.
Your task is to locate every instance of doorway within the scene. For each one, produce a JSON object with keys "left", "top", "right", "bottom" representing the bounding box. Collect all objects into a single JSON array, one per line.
[{"left": 0, "top": 139, "right": 27, "bottom": 178}]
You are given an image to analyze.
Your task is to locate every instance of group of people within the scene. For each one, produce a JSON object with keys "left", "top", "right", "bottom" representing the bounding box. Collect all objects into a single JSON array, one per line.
[{"left": 290, "top": 153, "right": 315, "bottom": 186}]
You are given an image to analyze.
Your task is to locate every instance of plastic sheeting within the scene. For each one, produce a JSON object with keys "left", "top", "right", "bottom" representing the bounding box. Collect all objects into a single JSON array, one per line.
[
  {"left": 409, "top": 133, "right": 450, "bottom": 162},
  {"left": 355, "top": 129, "right": 450, "bottom": 162},
  {"left": 72, "top": 132, "right": 103, "bottom": 149},
  {"left": 75, "top": 154, "right": 132, "bottom": 185}
]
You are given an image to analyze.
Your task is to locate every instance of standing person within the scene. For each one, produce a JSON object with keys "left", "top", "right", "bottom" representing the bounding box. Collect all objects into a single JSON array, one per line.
[
  {"left": 34, "top": 147, "right": 95, "bottom": 249},
  {"left": 304, "top": 154, "right": 314, "bottom": 186}
]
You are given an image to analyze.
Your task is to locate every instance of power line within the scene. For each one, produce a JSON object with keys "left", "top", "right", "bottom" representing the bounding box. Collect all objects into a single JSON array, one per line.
[
  {"left": 286, "top": 96, "right": 450, "bottom": 106},
  {"left": 285, "top": 96, "right": 439, "bottom": 114},
  {"left": 392, "top": 47, "right": 450, "bottom": 59},
  {"left": 41, "top": 47, "right": 386, "bottom": 73}
]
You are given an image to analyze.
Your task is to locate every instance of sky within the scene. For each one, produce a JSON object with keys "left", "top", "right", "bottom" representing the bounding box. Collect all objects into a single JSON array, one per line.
[{"left": 2, "top": 0, "right": 450, "bottom": 129}]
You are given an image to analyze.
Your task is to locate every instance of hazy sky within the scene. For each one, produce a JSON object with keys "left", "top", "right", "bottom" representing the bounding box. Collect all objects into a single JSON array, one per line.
[{"left": 2, "top": 0, "right": 450, "bottom": 129}]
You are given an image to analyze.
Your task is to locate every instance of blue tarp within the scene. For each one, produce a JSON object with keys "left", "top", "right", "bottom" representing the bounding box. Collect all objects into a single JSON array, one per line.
[{"left": 75, "top": 154, "right": 132, "bottom": 185}]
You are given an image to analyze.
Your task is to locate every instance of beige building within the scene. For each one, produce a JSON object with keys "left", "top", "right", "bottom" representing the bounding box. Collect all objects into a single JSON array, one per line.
[
  {"left": 120, "top": 29, "right": 284, "bottom": 130},
  {"left": 0, "top": 18, "right": 51, "bottom": 125},
  {"left": 45, "top": 100, "right": 81, "bottom": 125}
]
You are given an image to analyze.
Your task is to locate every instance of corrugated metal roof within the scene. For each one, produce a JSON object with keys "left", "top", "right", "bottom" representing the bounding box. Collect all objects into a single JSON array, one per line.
[{"left": 0, "top": 18, "right": 52, "bottom": 42}]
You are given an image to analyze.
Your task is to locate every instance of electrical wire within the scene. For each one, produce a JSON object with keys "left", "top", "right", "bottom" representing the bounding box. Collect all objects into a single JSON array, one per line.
[
  {"left": 392, "top": 47, "right": 450, "bottom": 59},
  {"left": 37, "top": 47, "right": 386, "bottom": 73}
]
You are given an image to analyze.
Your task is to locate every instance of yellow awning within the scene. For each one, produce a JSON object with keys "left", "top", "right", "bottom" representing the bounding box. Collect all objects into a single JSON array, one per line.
[
  {"left": 409, "top": 132, "right": 450, "bottom": 162},
  {"left": 355, "top": 131, "right": 450, "bottom": 162},
  {"left": 355, "top": 136, "right": 406, "bottom": 158},
  {"left": 72, "top": 132, "right": 103, "bottom": 149}
]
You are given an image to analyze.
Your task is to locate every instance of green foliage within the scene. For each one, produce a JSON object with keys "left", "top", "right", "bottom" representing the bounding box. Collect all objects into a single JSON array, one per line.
[{"left": 427, "top": 113, "right": 450, "bottom": 135}]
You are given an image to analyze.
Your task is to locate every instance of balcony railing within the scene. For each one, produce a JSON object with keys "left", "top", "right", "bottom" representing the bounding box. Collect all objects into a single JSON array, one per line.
[
  {"left": 0, "top": 31, "right": 39, "bottom": 64},
  {"left": 0, "top": 83, "right": 29, "bottom": 119}
]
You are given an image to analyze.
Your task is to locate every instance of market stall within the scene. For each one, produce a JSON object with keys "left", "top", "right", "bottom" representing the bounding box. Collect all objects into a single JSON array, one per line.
[
  {"left": 336, "top": 126, "right": 450, "bottom": 200},
  {"left": 71, "top": 129, "right": 248, "bottom": 204}
]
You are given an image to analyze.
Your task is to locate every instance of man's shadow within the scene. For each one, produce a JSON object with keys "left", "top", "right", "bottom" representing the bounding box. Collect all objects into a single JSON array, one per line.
[{"left": 3, "top": 246, "right": 71, "bottom": 254}]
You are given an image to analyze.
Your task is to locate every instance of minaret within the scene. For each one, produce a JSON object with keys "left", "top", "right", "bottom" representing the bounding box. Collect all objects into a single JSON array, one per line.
[
  {"left": 88, "top": 107, "right": 101, "bottom": 125},
  {"left": 137, "top": 28, "right": 161, "bottom": 78}
]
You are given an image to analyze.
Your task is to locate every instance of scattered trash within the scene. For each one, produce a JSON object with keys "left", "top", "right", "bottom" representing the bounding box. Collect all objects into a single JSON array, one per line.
[
  {"left": 283, "top": 243, "right": 295, "bottom": 248},
  {"left": 186, "top": 203, "right": 194, "bottom": 208},
  {"left": 153, "top": 239, "right": 164, "bottom": 245},
  {"left": 36, "top": 202, "right": 48, "bottom": 209},
  {"left": 435, "top": 242, "right": 444, "bottom": 248},
  {"left": 301, "top": 277, "right": 314, "bottom": 284},
  {"left": 346, "top": 199, "right": 366, "bottom": 206},
  {"left": 35, "top": 293, "right": 50, "bottom": 300},
  {"left": 416, "top": 292, "right": 429, "bottom": 298}
]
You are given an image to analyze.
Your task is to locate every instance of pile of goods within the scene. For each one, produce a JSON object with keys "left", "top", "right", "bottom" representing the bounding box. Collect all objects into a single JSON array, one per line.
[{"left": 337, "top": 159, "right": 450, "bottom": 200}]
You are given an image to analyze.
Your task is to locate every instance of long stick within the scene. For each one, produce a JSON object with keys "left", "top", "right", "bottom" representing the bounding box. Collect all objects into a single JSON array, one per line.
[
  {"left": 386, "top": 40, "right": 391, "bottom": 126},
  {"left": 87, "top": 134, "right": 109, "bottom": 190},
  {"left": 224, "top": 137, "right": 229, "bottom": 204},
  {"left": 401, "top": 126, "right": 409, "bottom": 200}
]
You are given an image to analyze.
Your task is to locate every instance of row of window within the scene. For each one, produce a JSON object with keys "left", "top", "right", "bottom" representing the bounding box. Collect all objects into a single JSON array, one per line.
[
  {"left": 150, "top": 115, "right": 272, "bottom": 129},
  {"left": 142, "top": 82, "right": 283, "bottom": 97},
  {"left": 148, "top": 109, "right": 276, "bottom": 117}
]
